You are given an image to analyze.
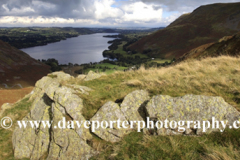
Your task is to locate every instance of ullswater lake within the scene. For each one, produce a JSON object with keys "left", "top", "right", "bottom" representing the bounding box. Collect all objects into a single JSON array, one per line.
[{"left": 21, "top": 33, "right": 118, "bottom": 65}]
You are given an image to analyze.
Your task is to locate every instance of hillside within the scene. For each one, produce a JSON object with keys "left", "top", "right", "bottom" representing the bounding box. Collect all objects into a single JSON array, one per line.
[
  {"left": 1, "top": 56, "right": 240, "bottom": 159},
  {"left": 128, "top": 2, "right": 240, "bottom": 59},
  {"left": 178, "top": 31, "right": 240, "bottom": 61},
  {"left": 0, "top": 27, "right": 94, "bottom": 49},
  {"left": 0, "top": 40, "right": 50, "bottom": 87}
]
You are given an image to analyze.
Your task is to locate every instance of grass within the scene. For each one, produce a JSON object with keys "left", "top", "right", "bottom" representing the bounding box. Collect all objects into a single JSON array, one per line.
[
  {"left": 73, "top": 56, "right": 240, "bottom": 120},
  {"left": 0, "top": 87, "right": 34, "bottom": 107},
  {"left": 0, "top": 98, "right": 32, "bottom": 160},
  {"left": 147, "top": 58, "right": 172, "bottom": 65},
  {"left": 1, "top": 56, "right": 240, "bottom": 159},
  {"left": 84, "top": 63, "right": 128, "bottom": 74},
  {"left": 109, "top": 41, "right": 148, "bottom": 59},
  {"left": 72, "top": 56, "right": 240, "bottom": 159},
  {"left": 91, "top": 129, "right": 240, "bottom": 160}
]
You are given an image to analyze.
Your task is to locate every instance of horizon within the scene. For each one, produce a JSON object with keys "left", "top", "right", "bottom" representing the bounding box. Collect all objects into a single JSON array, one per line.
[{"left": 0, "top": 0, "right": 239, "bottom": 28}]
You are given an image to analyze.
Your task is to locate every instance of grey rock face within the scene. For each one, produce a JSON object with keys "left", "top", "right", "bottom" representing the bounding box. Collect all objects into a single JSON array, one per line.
[
  {"left": 121, "top": 90, "right": 150, "bottom": 123},
  {"left": 91, "top": 101, "right": 131, "bottom": 142},
  {"left": 146, "top": 94, "right": 240, "bottom": 135},
  {"left": 12, "top": 73, "right": 96, "bottom": 160}
]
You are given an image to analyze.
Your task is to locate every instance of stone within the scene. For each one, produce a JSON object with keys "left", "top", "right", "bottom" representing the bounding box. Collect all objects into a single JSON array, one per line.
[
  {"left": 45, "top": 81, "right": 60, "bottom": 100},
  {"left": 12, "top": 116, "right": 37, "bottom": 159},
  {"left": 31, "top": 107, "right": 51, "bottom": 160},
  {"left": 91, "top": 101, "right": 131, "bottom": 142},
  {"left": 48, "top": 71, "right": 73, "bottom": 81},
  {"left": 47, "top": 103, "right": 96, "bottom": 160},
  {"left": 120, "top": 90, "right": 150, "bottom": 123},
  {"left": 53, "top": 86, "right": 84, "bottom": 118},
  {"left": 146, "top": 94, "right": 240, "bottom": 135},
  {"left": 12, "top": 94, "right": 52, "bottom": 159},
  {"left": 30, "top": 94, "right": 52, "bottom": 120}
]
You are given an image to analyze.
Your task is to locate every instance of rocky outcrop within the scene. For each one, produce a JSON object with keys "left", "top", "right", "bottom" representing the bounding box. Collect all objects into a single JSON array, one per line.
[
  {"left": 49, "top": 72, "right": 73, "bottom": 81},
  {"left": 12, "top": 72, "right": 240, "bottom": 159},
  {"left": 12, "top": 73, "right": 95, "bottom": 160},
  {"left": 121, "top": 90, "right": 150, "bottom": 124},
  {"left": 146, "top": 94, "right": 240, "bottom": 135},
  {"left": 91, "top": 101, "right": 131, "bottom": 142}
]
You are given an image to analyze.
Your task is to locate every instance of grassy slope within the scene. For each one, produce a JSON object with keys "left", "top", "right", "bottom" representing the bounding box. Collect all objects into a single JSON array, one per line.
[
  {"left": 129, "top": 3, "right": 240, "bottom": 59},
  {"left": 1, "top": 56, "right": 240, "bottom": 159},
  {"left": 0, "top": 87, "right": 33, "bottom": 107},
  {"left": 83, "top": 63, "right": 128, "bottom": 74},
  {"left": 0, "top": 40, "right": 50, "bottom": 87},
  {"left": 179, "top": 31, "right": 240, "bottom": 60}
]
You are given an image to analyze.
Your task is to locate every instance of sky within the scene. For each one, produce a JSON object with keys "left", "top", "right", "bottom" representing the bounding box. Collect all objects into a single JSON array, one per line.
[{"left": 0, "top": 0, "right": 239, "bottom": 28}]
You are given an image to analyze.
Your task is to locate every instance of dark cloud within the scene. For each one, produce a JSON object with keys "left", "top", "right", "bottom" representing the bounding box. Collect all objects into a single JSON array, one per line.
[{"left": 0, "top": 0, "right": 96, "bottom": 19}]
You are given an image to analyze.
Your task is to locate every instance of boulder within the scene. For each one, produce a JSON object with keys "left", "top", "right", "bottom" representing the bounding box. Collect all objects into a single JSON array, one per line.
[
  {"left": 48, "top": 71, "right": 73, "bottom": 81},
  {"left": 12, "top": 75, "right": 96, "bottom": 160},
  {"left": 47, "top": 102, "right": 96, "bottom": 160},
  {"left": 12, "top": 94, "right": 52, "bottom": 159},
  {"left": 121, "top": 90, "right": 150, "bottom": 123},
  {"left": 146, "top": 94, "right": 240, "bottom": 135},
  {"left": 31, "top": 107, "right": 51, "bottom": 160},
  {"left": 53, "top": 86, "right": 84, "bottom": 119},
  {"left": 91, "top": 101, "right": 131, "bottom": 142},
  {"left": 12, "top": 116, "right": 37, "bottom": 159}
]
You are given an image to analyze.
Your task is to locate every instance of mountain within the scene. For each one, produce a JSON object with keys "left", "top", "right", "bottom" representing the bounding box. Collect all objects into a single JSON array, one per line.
[
  {"left": 128, "top": 2, "right": 240, "bottom": 59},
  {"left": 0, "top": 40, "right": 50, "bottom": 87},
  {"left": 178, "top": 31, "right": 240, "bottom": 61}
]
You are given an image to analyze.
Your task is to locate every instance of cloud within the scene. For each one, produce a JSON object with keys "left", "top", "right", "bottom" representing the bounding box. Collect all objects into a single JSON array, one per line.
[
  {"left": 121, "top": 2, "right": 162, "bottom": 23},
  {"left": 0, "top": 0, "right": 239, "bottom": 27}
]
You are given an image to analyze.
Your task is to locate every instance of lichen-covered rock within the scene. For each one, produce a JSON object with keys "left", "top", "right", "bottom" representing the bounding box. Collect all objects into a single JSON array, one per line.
[
  {"left": 121, "top": 90, "right": 150, "bottom": 123},
  {"left": 12, "top": 116, "right": 37, "bottom": 159},
  {"left": 30, "top": 94, "right": 52, "bottom": 120},
  {"left": 45, "top": 81, "right": 60, "bottom": 100},
  {"left": 53, "top": 86, "right": 84, "bottom": 118},
  {"left": 146, "top": 94, "right": 240, "bottom": 135},
  {"left": 91, "top": 101, "right": 131, "bottom": 142},
  {"left": 13, "top": 79, "right": 96, "bottom": 159},
  {"left": 47, "top": 103, "right": 96, "bottom": 160},
  {"left": 35, "top": 76, "right": 55, "bottom": 90},
  {"left": 48, "top": 71, "right": 73, "bottom": 81},
  {"left": 31, "top": 107, "right": 51, "bottom": 160},
  {"left": 13, "top": 94, "right": 52, "bottom": 159},
  {"left": 84, "top": 70, "right": 105, "bottom": 81},
  {"left": 30, "top": 76, "right": 56, "bottom": 101}
]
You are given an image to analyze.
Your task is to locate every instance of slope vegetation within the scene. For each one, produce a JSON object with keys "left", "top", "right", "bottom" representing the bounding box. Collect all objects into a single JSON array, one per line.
[
  {"left": 0, "top": 40, "right": 50, "bottom": 87},
  {"left": 1, "top": 56, "right": 240, "bottom": 159},
  {"left": 129, "top": 2, "right": 240, "bottom": 59},
  {"left": 179, "top": 31, "right": 240, "bottom": 60}
]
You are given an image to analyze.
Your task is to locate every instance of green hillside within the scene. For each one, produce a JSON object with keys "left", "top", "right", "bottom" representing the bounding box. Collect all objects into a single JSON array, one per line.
[{"left": 129, "top": 2, "right": 240, "bottom": 59}]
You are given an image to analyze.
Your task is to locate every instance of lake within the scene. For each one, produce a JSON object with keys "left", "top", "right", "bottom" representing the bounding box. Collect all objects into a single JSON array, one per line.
[{"left": 21, "top": 33, "right": 118, "bottom": 65}]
